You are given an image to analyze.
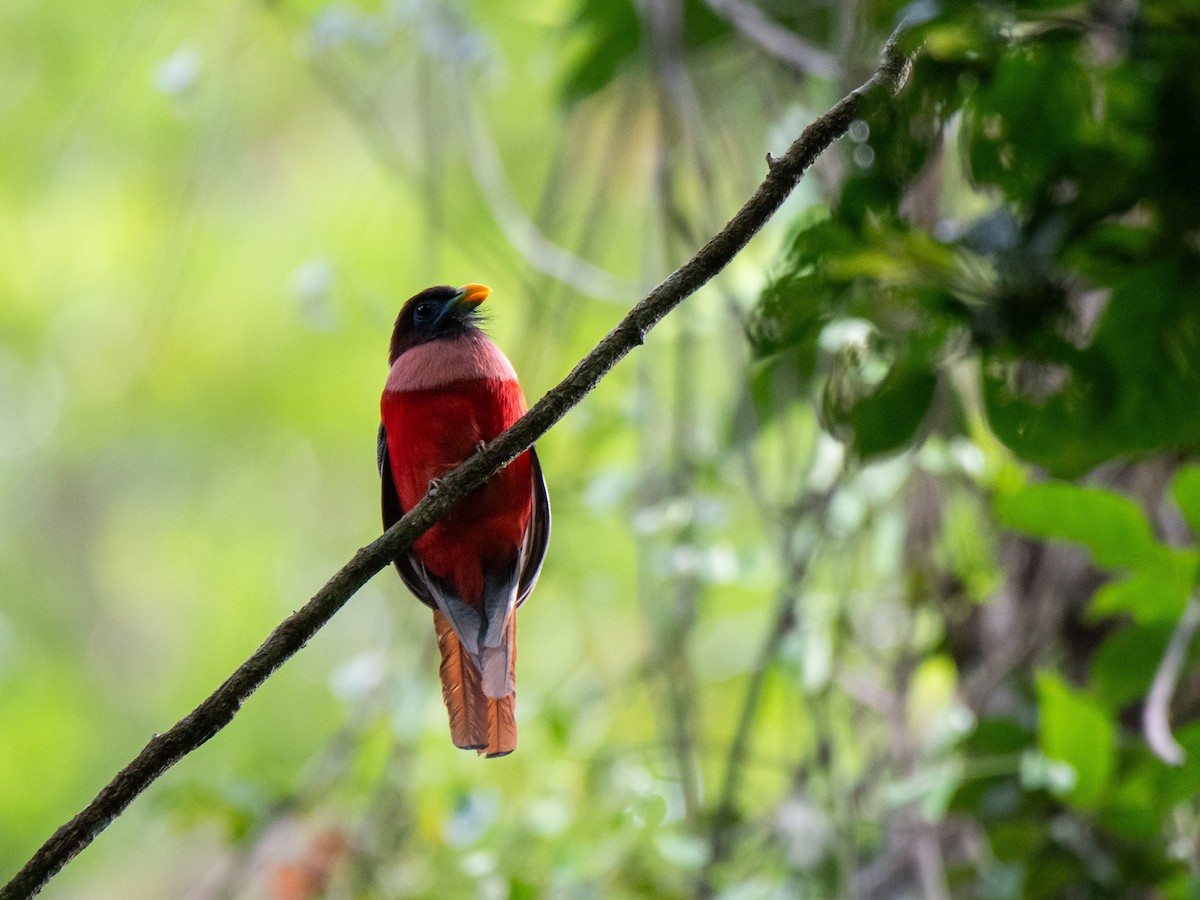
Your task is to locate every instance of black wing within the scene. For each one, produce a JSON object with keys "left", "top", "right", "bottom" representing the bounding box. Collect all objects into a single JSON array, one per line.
[
  {"left": 516, "top": 446, "right": 551, "bottom": 607},
  {"left": 379, "top": 422, "right": 437, "bottom": 609}
]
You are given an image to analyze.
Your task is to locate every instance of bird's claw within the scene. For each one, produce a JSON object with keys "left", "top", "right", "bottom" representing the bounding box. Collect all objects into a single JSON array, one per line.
[{"left": 427, "top": 444, "right": 487, "bottom": 497}]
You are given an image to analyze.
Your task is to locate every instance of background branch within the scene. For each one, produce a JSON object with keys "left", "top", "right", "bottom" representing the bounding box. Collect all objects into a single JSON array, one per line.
[
  {"left": 696, "top": 495, "right": 826, "bottom": 898},
  {"left": 0, "top": 33, "right": 909, "bottom": 900},
  {"left": 1144, "top": 595, "right": 1200, "bottom": 766},
  {"left": 702, "top": 0, "right": 841, "bottom": 79}
]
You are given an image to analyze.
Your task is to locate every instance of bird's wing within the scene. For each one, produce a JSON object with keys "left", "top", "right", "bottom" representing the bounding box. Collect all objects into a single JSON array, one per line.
[
  {"left": 376, "top": 421, "right": 389, "bottom": 477},
  {"left": 470, "top": 446, "right": 548, "bottom": 696},
  {"left": 380, "top": 423, "right": 494, "bottom": 662},
  {"left": 379, "top": 422, "right": 435, "bottom": 609},
  {"left": 516, "top": 446, "right": 551, "bottom": 607}
]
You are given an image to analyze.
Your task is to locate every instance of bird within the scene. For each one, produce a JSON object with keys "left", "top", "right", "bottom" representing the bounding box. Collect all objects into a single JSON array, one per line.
[{"left": 377, "top": 283, "right": 550, "bottom": 757}]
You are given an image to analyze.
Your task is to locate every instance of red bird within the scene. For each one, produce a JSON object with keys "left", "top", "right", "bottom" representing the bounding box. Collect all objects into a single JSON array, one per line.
[{"left": 378, "top": 283, "right": 549, "bottom": 757}]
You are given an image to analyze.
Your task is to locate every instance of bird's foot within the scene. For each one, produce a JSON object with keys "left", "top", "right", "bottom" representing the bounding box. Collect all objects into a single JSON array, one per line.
[
  {"left": 474, "top": 440, "right": 488, "bottom": 455},
  {"left": 427, "top": 476, "right": 445, "bottom": 496}
]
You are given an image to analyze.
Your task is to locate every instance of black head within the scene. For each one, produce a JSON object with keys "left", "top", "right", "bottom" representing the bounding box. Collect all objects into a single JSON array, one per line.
[{"left": 388, "top": 283, "right": 490, "bottom": 363}]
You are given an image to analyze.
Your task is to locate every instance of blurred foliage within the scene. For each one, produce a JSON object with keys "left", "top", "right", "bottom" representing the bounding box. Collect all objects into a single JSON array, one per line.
[
  {"left": 3, "top": 0, "right": 1200, "bottom": 898},
  {"left": 746, "top": 0, "right": 1200, "bottom": 896},
  {"left": 750, "top": 0, "right": 1200, "bottom": 477}
]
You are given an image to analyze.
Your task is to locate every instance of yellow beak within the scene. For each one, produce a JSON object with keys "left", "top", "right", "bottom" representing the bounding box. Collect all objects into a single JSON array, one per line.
[{"left": 455, "top": 283, "right": 491, "bottom": 308}]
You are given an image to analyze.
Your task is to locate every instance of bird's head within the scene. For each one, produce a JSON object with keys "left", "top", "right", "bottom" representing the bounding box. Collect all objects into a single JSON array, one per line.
[{"left": 389, "top": 283, "right": 491, "bottom": 363}]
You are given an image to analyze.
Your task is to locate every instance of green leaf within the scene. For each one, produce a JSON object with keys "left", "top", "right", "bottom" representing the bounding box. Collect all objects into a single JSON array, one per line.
[
  {"left": 989, "top": 817, "right": 1048, "bottom": 862},
  {"left": 1171, "top": 466, "right": 1200, "bottom": 541},
  {"left": 1090, "top": 624, "right": 1172, "bottom": 709},
  {"left": 559, "top": 0, "right": 731, "bottom": 104},
  {"left": 744, "top": 348, "right": 813, "bottom": 429},
  {"left": 1154, "top": 723, "right": 1200, "bottom": 804},
  {"left": 965, "top": 717, "right": 1034, "bottom": 756},
  {"left": 509, "top": 877, "right": 538, "bottom": 900},
  {"left": 846, "top": 355, "right": 937, "bottom": 459},
  {"left": 560, "top": 0, "right": 641, "bottom": 104},
  {"left": 745, "top": 271, "right": 830, "bottom": 360},
  {"left": 996, "top": 482, "right": 1160, "bottom": 570},
  {"left": 982, "top": 261, "right": 1200, "bottom": 475},
  {"left": 964, "top": 32, "right": 1092, "bottom": 205},
  {"left": 1090, "top": 552, "right": 1197, "bottom": 624},
  {"left": 1036, "top": 673, "right": 1115, "bottom": 809}
]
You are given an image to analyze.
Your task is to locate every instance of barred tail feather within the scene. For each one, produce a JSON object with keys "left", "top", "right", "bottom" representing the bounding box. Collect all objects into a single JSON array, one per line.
[{"left": 433, "top": 610, "right": 488, "bottom": 751}]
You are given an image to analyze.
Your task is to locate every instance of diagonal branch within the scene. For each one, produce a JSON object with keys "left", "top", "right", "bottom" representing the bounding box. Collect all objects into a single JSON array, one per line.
[{"left": 0, "top": 32, "right": 910, "bottom": 900}]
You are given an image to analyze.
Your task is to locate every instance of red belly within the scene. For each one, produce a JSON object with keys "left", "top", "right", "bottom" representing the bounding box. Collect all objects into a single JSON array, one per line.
[{"left": 382, "top": 378, "right": 532, "bottom": 604}]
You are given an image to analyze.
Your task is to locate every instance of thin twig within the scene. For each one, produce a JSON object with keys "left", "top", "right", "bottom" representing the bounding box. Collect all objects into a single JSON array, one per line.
[
  {"left": 702, "top": 0, "right": 841, "bottom": 79},
  {"left": 454, "top": 67, "right": 635, "bottom": 304},
  {"left": 697, "top": 581, "right": 801, "bottom": 897},
  {"left": 0, "top": 33, "right": 910, "bottom": 900},
  {"left": 695, "top": 485, "right": 828, "bottom": 898},
  {"left": 650, "top": 0, "right": 705, "bottom": 822},
  {"left": 1144, "top": 595, "right": 1200, "bottom": 766}
]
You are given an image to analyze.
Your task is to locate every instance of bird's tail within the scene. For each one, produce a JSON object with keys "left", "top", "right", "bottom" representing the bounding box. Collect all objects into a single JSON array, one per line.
[{"left": 433, "top": 610, "right": 516, "bottom": 757}]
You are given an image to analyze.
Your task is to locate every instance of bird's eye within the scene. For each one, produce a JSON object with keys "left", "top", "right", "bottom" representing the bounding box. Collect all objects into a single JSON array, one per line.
[{"left": 413, "top": 301, "right": 438, "bottom": 324}]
